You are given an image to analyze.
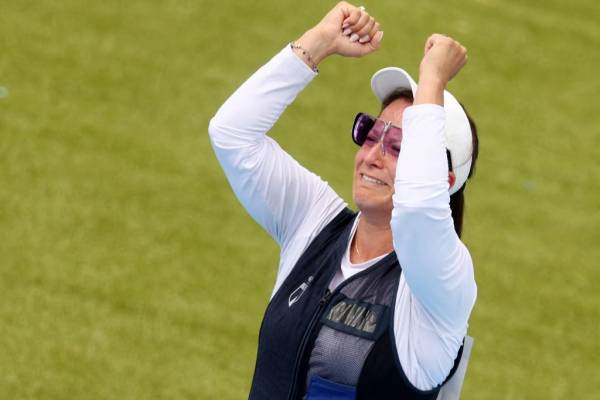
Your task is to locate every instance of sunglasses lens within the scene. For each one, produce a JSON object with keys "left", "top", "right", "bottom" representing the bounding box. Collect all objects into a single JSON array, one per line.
[
  {"left": 352, "top": 113, "right": 402, "bottom": 157},
  {"left": 352, "top": 113, "right": 375, "bottom": 145},
  {"left": 382, "top": 126, "right": 402, "bottom": 157}
]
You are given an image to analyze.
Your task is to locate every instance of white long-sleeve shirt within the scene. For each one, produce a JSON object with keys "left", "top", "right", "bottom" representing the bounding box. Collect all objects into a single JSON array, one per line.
[{"left": 208, "top": 45, "right": 476, "bottom": 391}]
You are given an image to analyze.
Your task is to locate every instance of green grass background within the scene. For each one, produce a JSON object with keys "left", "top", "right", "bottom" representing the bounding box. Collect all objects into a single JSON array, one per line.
[{"left": 1, "top": 0, "right": 598, "bottom": 398}]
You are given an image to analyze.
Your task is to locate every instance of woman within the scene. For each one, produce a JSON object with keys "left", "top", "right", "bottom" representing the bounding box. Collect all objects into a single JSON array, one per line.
[{"left": 209, "top": 2, "right": 478, "bottom": 399}]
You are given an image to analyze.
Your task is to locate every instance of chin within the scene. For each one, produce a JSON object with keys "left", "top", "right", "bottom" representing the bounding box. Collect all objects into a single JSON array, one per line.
[{"left": 352, "top": 190, "right": 393, "bottom": 215}]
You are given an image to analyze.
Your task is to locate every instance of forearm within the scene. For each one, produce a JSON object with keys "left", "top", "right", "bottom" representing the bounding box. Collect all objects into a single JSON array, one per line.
[
  {"left": 391, "top": 105, "right": 476, "bottom": 329},
  {"left": 209, "top": 46, "right": 346, "bottom": 247},
  {"left": 209, "top": 45, "right": 317, "bottom": 149},
  {"left": 413, "top": 76, "right": 445, "bottom": 106}
]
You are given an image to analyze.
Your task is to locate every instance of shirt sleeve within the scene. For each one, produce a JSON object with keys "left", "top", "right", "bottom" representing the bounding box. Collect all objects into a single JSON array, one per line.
[
  {"left": 391, "top": 104, "right": 477, "bottom": 390},
  {"left": 208, "top": 45, "right": 346, "bottom": 286}
]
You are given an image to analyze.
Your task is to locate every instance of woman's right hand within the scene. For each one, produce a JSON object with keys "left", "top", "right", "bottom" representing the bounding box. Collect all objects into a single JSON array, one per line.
[{"left": 294, "top": 2, "right": 384, "bottom": 67}]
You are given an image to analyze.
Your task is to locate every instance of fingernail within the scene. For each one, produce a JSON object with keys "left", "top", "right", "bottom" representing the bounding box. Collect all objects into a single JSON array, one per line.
[
  {"left": 343, "top": 28, "right": 352, "bottom": 36},
  {"left": 359, "top": 35, "right": 370, "bottom": 43},
  {"left": 342, "top": 22, "right": 350, "bottom": 29},
  {"left": 350, "top": 33, "right": 359, "bottom": 42}
]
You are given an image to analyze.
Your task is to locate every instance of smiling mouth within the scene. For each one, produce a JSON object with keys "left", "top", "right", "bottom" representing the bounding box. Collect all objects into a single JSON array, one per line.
[{"left": 360, "top": 173, "right": 387, "bottom": 186}]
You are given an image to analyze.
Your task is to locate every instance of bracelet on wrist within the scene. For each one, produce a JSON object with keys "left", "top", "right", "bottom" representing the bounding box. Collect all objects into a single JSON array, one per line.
[{"left": 290, "top": 42, "right": 319, "bottom": 73}]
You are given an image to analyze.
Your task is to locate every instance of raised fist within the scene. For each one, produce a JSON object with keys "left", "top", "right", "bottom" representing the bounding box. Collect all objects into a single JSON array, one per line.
[
  {"left": 295, "top": 2, "right": 384, "bottom": 65},
  {"left": 419, "top": 34, "right": 468, "bottom": 85}
]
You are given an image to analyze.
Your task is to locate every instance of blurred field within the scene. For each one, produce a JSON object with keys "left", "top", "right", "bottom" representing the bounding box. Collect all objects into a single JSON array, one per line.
[{"left": 1, "top": 0, "right": 598, "bottom": 399}]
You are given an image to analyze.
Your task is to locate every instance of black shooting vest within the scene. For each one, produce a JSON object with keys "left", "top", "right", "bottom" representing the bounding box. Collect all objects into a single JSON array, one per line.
[{"left": 249, "top": 208, "right": 463, "bottom": 400}]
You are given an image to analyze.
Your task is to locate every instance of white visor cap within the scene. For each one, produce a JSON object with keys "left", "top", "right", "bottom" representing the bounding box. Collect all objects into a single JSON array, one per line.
[{"left": 370, "top": 67, "right": 473, "bottom": 195}]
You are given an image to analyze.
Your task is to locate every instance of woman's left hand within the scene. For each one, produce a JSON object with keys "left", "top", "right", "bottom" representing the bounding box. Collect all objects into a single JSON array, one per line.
[
  {"left": 419, "top": 34, "right": 468, "bottom": 86},
  {"left": 415, "top": 34, "right": 468, "bottom": 105}
]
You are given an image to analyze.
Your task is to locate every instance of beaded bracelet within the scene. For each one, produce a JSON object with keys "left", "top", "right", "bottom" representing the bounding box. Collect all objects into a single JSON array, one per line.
[{"left": 290, "top": 42, "right": 319, "bottom": 73}]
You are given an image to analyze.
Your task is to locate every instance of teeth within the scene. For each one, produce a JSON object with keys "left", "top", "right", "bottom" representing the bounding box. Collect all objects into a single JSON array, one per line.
[{"left": 361, "top": 174, "right": 386, "bottom": 185}]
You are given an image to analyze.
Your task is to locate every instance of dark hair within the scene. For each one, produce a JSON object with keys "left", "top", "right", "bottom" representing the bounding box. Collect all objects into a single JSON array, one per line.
[
  {"left": 381, "top": 89, "right": 414, "bottom": 110},
  {"left": 380, "top": 91, "right": 479, "bottom": 238}
]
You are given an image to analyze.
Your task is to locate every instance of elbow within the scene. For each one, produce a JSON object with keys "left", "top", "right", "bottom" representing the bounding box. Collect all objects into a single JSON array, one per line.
[
  {"left": 208, "top": 116, "right": 223, "bottom": 140},
  {"left": 463, "top": 251, "right": 477, "bottom": 311},
  {"left": 208, "top": 103, "right": 235, "bottom": 140},
  {"left": 207, "top": 116, "right": 236, "bottom": 149},
  {"left": 208, "top": 113, "right": 265, "bottom": 150},
  {"left": 445, "top": 246, "right": 478, "bottom": 325}
]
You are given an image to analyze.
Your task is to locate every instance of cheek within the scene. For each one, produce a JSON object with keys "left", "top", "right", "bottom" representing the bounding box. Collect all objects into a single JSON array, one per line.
[
  {"left": 355, "top": 147, "right": 365, "bottom": 161},
  {"left": 354, "top": 148, "right": 365, "bottom": 170},
  {"left": 387, "top": 160, "right": 398, "bottom": 182}
]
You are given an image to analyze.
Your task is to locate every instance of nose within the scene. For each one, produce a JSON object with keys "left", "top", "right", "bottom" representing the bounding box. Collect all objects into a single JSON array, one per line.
[{"left": 363, "top": 142, "right": 385, "bottom": 168}]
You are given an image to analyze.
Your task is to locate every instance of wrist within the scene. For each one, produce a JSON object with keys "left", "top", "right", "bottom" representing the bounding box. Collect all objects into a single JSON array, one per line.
[
  {"left": 291, "top": 43, "right": 319, "bottom": 72},
  {"left": 295, "top": 28, "right": 333, "bottom": 66},
  {"left": 418, "top": 74, "right": 447, "bottom": 90},
  {"left": 414, "top": 75, "right": 446, "bottom": 106}
]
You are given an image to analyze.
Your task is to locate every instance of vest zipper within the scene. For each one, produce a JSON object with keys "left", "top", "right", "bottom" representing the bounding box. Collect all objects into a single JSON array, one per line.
[
  {"left": 287, "top": 288, "right": 332, "bottom": 400},
  {"left": 285, "top": 253, "right": 397, "bottom": 400}
]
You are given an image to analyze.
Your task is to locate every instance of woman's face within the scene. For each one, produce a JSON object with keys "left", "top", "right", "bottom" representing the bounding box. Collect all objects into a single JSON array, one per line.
[{"left": 352, "top": 97, "right": 412, "bottom": 216}]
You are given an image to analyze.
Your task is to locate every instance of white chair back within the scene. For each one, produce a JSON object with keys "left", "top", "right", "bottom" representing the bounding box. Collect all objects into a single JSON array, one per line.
[{"left": 436, "top": 336, "right": 474, "bottom": 400}]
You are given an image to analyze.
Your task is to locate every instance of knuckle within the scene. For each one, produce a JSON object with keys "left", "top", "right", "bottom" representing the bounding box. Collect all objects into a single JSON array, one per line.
[{"left": 358, "top": 25, "right": 370, "bottom": 34}]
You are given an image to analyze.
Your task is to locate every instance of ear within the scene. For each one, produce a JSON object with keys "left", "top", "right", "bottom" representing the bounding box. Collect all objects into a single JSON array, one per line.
[{"left": 448, "top": 171, "right": 456, "bottom": 190}]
